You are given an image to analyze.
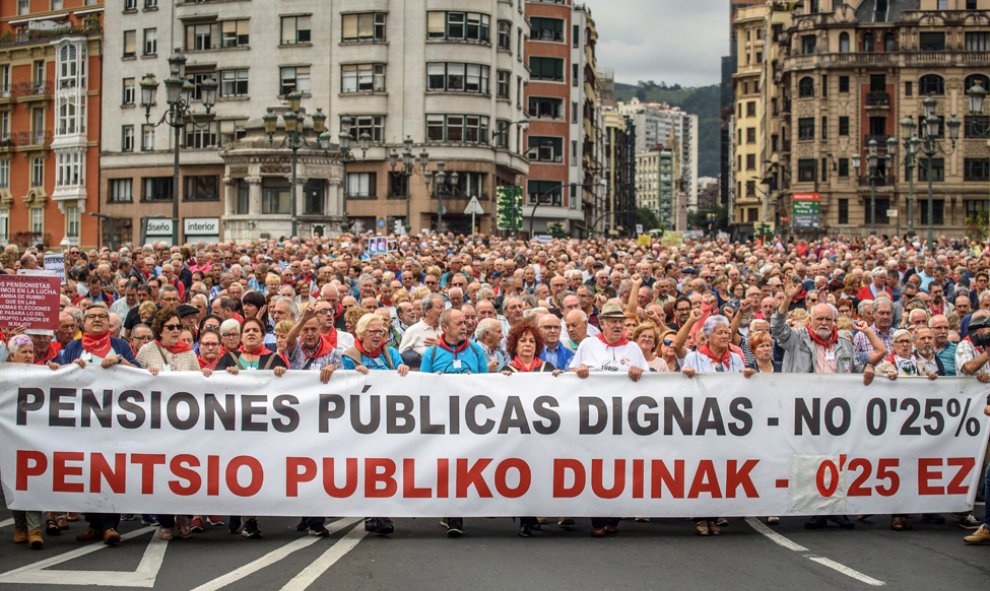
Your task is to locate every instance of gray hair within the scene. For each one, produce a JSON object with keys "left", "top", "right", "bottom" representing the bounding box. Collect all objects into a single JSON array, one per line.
[
  {"left": 421, "top": 294, "right": 444, "bottom": 314},
  {"left": 857, "top": 300, "right": 873, "bottom": 314},
  {"left": 701, "top": 315, "right": 730, "bottom": 337},
  {"left": 474, "top": 318, "right": 502, "bottom": 340},
  {"left": 271, "top": 295, "right": 299, "bottom": 320}
]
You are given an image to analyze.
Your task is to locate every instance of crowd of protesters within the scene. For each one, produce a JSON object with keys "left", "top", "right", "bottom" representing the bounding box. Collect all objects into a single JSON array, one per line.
[{"left": 1, "top": 230, "right": 989, "bottom": 545}]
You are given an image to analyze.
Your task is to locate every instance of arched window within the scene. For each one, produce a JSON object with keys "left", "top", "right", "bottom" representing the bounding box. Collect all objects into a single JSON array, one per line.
[
  {"left": 884, "top": 32, "right": 895, "bottom": 52},
  {"left": 839, "top": 32, "right": 850, "bottom": 53},
  {"left": 863, "top": 32, "right": 874, "bottom": 52},
  {"left": 919, "top": 74, "right": 945, "bottom": 95},
  {"left": 965, "top": 74, "right": 990, "bottom": 95},
  {"left": 798, "top": 76, "right": 814, "bottom": 97}
]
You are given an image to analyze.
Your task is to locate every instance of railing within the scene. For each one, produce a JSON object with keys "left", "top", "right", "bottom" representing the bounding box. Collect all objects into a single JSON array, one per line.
[
  {"left": 14, "top": 81, "right": 52, "bottom": 98},
  {"left": 786, "top": 51, "right": 990, "bottom": 69},
  {"left": 866, "top": 91, "right": 890, "bottom": 107},
  {"left": 16, "top": 131, "right": 52, "bottom": 146},
  {"left": 858, "top": 174, "right": 895, "bottom": 187}
]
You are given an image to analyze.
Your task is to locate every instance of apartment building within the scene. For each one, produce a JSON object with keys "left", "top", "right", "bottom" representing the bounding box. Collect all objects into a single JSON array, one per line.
[
  {"left": 101, "top": 0, "right": 530, "bottom": 244},
  {"left": 0, "top": 0, "right": 102, "bottom": 248}
]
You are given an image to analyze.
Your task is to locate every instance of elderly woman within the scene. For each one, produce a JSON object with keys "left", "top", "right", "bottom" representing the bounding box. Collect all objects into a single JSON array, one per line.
[
  {"left": 632, "top": 322, "right": 670, "bottom": 372},
  {"left": 747, "top": 331, "right": 778, "bottom": 374},
  {"left": 137, "top": 300, "right": 158, "bottom": 327},
  {"left": 7, "top": 335, "right": 45, "bottom": 549},
  {"left": 218, "top": 318, "right": 242, "bottom": 354},
  {"left": 213, "top": 318, "right": 287, "bottom": 376},
  {"left": 876, "top": 328, "right": 938, "bottom": 381},
  {"left": 273, "top": 319, "right": 295, "bottom": 367}
]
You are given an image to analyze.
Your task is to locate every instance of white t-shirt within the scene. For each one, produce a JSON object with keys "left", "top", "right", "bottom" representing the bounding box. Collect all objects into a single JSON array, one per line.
[
  {"left": 680, "top": 349, "right": 747, "bottom": 373},
  {"left": 572, "top": 336, "right": 649, "bottom": 373}
]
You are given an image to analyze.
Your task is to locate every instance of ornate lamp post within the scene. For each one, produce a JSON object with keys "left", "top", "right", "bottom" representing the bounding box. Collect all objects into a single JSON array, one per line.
[
  {"left": 852, "top": 137, "right": 896, "bottom": 236},
  {"left": 387, "top": 136, "right": 430, "bottom": 234}
]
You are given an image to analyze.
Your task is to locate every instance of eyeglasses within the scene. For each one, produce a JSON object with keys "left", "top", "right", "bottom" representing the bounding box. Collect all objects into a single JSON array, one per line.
[
  {"left": 163, "top": 323, "right": 182, "bottom": 331},
  {"left": 84, "top": 314, "right": 109, "bottom": 320},
  {"left": 222, "top": 332, "right": 240, "bottom": 338},
  {"left": 366, "top": 329, "right": 386, "bottom": 335},
  {"left": 894, "top": 339, "right": 913, "bottom": 344},
  {"left": 540, "top": 325, "right": 561, "bottom": 331}
]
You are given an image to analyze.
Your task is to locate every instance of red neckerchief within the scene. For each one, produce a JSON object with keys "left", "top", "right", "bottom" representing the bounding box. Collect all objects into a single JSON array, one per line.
[
  {"left": 510, "top": 356, "right": 543, "bottom": 372},
  {"left": 807, "top": 326, "right": 838, "bottom": 348},
  {"left": 33, "top": 342, "right": 61, "bottom": 365},
  {"left": 81, "top": 331, "right": 112, "bottom": 358},
  {"left": 239, "top": 343, "right": 270, "bottom": 357},
  {"left": 302, "top": 334, "right": 334, "bottom": 360},
  {"left": 437, "top": 335, "right": 470, "bottom": 355},
  {"left": 198, "top": 355, "right": 218, "bottom": 370},
  {"left": 964, "top": 336, "right": 984, "bottom": 354},
  {"left": 279, "top": 351, "right": 289, "bottom": 367},
  {"left": 354, "top": 338, "right": 384, "bottom": 360},
  {"left": 699, "top": 344, "right": 731, "bottom": 370},
  {"left": 597, "top": 333, "right": 629, "bottom": 348},
  {"left": 158, "top": 339, "right": 193, "bottom": 355},
  {"left": 929, "top": 300, "right": 945, "bottom": 316},
  {"left": 321, "top": 326, "right": 338, "bottom": 350}
]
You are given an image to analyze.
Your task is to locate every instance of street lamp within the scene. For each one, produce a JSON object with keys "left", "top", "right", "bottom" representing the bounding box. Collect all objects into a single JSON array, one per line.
[
  {"left": 899, "top": 117, "right": 922, "bottom": 238},
  {"left": 262, "top": 92, "right": 350, "bottom": 238},
  {"left": 852, "top": 136, "right": 896, "bottom": 236},
  {"left": 966, "top": 80, "right": 990, "bottom": 225},
  {"left": 423, "top": 162, "right": 458, "bottom": 233},
  {"left": 140, "top": 48, "right": 217, "bottom": 246},
  {"left": 387, "top": 136, "right": 430, "bottom": 234}
]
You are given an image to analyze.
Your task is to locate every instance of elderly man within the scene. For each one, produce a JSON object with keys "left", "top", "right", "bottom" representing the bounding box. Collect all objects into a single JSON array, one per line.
[
  {"left": 474, "top": 318, "right": 508, "bottom": 372},
  {"left": 398, "top": 294, "right": 444, "bottom": 367},
  {"left": 853, "top": 298, "right": 895, "bottom": 367},
  {"left": 929, "top": 314, "right": 957, "bottom": 376},
  {"left": 539, "top": 313, "right": 574, "bottom": 370},
  {"left": 857, "top": 267, "right": 893, "bottom": 302},
  {"left": 563, "top": 309, "right": 592, "bottom": 351},
  {"left": 311, "top": 298, "right": 354, "bottom": 355},
  {"left": 421, "top": 308, "right": 488, "bottom": 538},
  {"left": 774, "top": 281, "right": 883, "bottom": 531}
]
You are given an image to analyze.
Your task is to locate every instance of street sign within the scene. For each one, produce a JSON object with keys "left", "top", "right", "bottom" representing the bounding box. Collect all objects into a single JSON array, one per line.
[
  {"left": 791, "top": 193, "right": 821, "bottom": 229},
  {"left": 464, "top": 196, "right": 484, "bottom": 215},
  {"left": 887, "top": 209, "right": 898, "bottom": 218}
]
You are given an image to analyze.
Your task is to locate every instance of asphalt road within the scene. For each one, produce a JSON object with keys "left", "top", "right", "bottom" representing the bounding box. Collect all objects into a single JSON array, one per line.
[{"left": 0, "top": 507, "right": 986, "bottom": 591}]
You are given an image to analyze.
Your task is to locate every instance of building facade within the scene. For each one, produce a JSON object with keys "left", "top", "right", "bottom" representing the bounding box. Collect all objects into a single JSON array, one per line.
[
  {"left": 602, "top": 108, "right": 635, "bottom": 236},
  {"left": 769, "top": 0, "right": 990, "bottom": 237},
  {"left": 0, "top": 0, "right": 102, "bottom": 249},
  {"left": 101, "top": 0, "right": 530, "bottom": 245}
]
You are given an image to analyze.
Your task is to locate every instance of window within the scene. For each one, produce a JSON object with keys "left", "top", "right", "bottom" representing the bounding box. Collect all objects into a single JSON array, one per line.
[
  {"left": 121, "top": 125, "right": 134, "bottom": 152},
  {"left": 838, "top": 158, "right": 849, "bottom": 177},
  {"left": 746, "top": 154, "right": 756, "bottom": 170},
  {"left": 346, "top": 172, "right": 376, "bottom": 198},
  {"left": 527, "top": 136, "right": 564, "bottom": 162},
  {"left": 863, "top": 32, "right": 874, "bottom": 52},
  {"left": 530, "top": 17, "right": 564, "bottom": 42},
  {"left": 262, "top": 183, "right": 291, "bottom": 214},
  {"left": 965, "top": 32, "right": 990, "bottom": 52},
  {"left": 870, "top": 74, "right": 886, "bottom": 92},
  {"left": 919, "top": 74, "right": 944, "bottom": 95},
  {"left": 821, "top": 75, "right": 828, "bottom": 97},
  {"left": 342, "top": 64, "right": 386, "bottom": 93},
  {"left": 280, "top": 66, "right": 311, "bottom": 95},
  {"left": 967, "top": 200, "right": 989, "bottom": 221},
  {"left": 220, "top": 69, "right": 248, "bottom": 97},
  {"left": 31, "top": 108, "right": 44, "bottom": 144},
  {"left": 527, "top": 180, "right": 562, "bottom": 206},
  {"left": 222, "top": 20, "right": 249, "bottom": 48},
  {"left": 0, "top": 160, "right": 8, "bottom": 188},
  {"left": 839, "top": 75, "right": 849, "bottom": 93},
  {"left": 341, "top": 12, "right": 387, "bottom": 42},
  {"left": 838, "top": 198, "right": 849, "bottom": 224},
  {"left": 965, "top": 116, "right": 990, "bottom": 139},
  {"left": 920, "top": 200, "right": 945, "bottom": 225},
  {"left": 281, "top": 15, "right": 311, "bottom": 45},
  {"left": 0, "top": 112, "right": 8, "bottom": 142},
  {"left": 494, "top": 120, "right": 509, "bottom": 149},
  {"left": 184, "top": 121, "right": 218, "bottom": 148},
  {"left": 496, "top": 70, "right": 510, "bottom": 99},
  {"left": 236, "top": 181, "right": 250, "bottom": 214},
  {"left": 124, "top": 0, "right": 136, "bottom": 9},
  {"left": 745, "top": 181, "right": 756, "bottom": 197},
  {"left": 801, "top": 35, "right": 816, "bottom": 55},
  {"left": 425, "top": 114, "right": 489, "bottom": 143},
  {"left": 185, "top": 175, "right": 219, "bottom": 201},
  {"left": 746, "top": 127, "right": 756, "bottom": 143},
  {"left": 426, "top": 11, "right": 490, "bottom": 43},
  {"left": 0, "top": 209, "right": 7, "bottom": 245},
  {"left": 426, "top": 63, "right": 489, "bottom": 94},
  {"left": 572, "top": 63, "right": 578, "bottom": 87},
  {"left": 530, "top": 57, "right": 564, "bottom": 81},
  {"left": 144, "top": 0, "right": 157, "bottom": 8},
  {"left": 0, "top": 65, "right": 8, "bottom": 97},
  {"left": 52, "top": 0, "right": 64, "bottom": 11},
  {"left": 906, "top": 81, "right": 913, "bottom": 96},
  {"left": 746, "top": 101, "right": 756, "bottom": 117},
  {"left": 821, "top": 116, "right": 828, "bottom": 140},
  {"left": 529, "top": 97, "right": 563, "bottom": 119},
  {"left": 798, "top": 159, "right": 817, "bottom": 182},
  {"left": 965, "top": 158, "right": 990, "bottom": 181},
  {"left": 798, "top": 76, "right": 814, "bottom": 97},
  {"left": 141, "top": 125, "right": 155, "bottom": 151},
  {"left": 387, "top": 172, "right": 408, "bottom": 198},
  {"left": 573, "top": 24, "right": 580, "bottom": 48},
  {"left": 918, "top": 157, "right": 945, "bottom": 182},
  {"left": 342, "top": 115, "right": 385, "bottom": 142},
  {"left": 838, "top": 116, "right": 849, "bottom": 136},
  {"left": 65, "top": 205, "right": 79, "bottom": 239},
  {"left": 123, "top": 30, "right": 136, "bottom": 58},
  {"left": 187, "top": 23, "right": 214, "bottom": 51},
  {"left": 143, "top": 177, "right": 173, "bottom": 201},
  {"left": 839, "top": 32, "right": 850, "bottom": 52},
  {"left": 109, "top": 178, "right": 133, "bottom": 203},
  {"left": 919, "top": 32, "right": 945, "bottom": 52},
  {"left": 143, "top": 28, "right": 157, "bottom": 56},
  {"left": 798, "top": 118, "right": 815, "bottom": 140},
  {"left": 29, "top": 208, "right": 43, "bottom": 234},
  {"left": 867, "top": 198, "right": 890, "bottom": 225},
  {"left": 122, "top": 77, "right": 135, "bottom": 105},
  {"left": 18, "top": 0, "right": 28, "bottom": 15},
  {"left": 497, "top": 20, "right": 512, "bottom": 50}
]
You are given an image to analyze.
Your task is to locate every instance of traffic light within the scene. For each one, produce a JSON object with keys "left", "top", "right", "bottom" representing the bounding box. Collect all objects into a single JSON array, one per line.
[
  {"left": 394, "top": 219, "right": 404, "bottom": 235},
  {"left": 496, "top": 185, "right": 522, "bottom": 232}
]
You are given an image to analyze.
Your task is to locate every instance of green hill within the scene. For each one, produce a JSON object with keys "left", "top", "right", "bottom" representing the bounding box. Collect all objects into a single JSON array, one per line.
[{"left": 614, "top": 82, "right": 721, "bottom": 178}]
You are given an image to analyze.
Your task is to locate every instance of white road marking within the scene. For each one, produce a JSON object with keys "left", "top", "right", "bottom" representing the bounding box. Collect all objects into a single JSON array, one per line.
[
  {"left": 0, "top": 519, "right": 13, "bottom": 529},
  {"left": 745, "top": 518, "right": 885, "bottom": 587},
  {"left": 0, "top": 526, "right": 162, "bottom": 587},
  {"left": 278, "top": 524, "right": 369, "bottom": 591},
  {"left": 188, "top": 518, "right": 361, "bottom": 591}
]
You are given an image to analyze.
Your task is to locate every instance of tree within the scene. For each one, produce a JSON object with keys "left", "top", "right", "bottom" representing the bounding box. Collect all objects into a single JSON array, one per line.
[{"left": 635, "top": 208, "right": 661, "bottom": 231}]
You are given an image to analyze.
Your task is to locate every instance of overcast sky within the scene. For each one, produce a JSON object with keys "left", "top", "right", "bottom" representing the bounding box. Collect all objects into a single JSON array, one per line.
[{"left": 582, "top": 0, "right": 728, "bottom": 88}]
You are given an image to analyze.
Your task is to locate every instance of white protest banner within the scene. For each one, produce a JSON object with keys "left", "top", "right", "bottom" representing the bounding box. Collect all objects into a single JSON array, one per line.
[
  {"left": 43, "top": 253, "right": 65, "bottom": 283},
  {"left": 1, "top": 366, "right": 987, "bottom": 518}
]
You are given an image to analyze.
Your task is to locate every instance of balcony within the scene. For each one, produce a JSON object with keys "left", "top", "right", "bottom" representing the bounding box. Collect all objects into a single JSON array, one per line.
[
  {"left": 16, "top": 131, "right": 52, "bottom": 147},
  {"left": 14, "top": 81, "right": 52, "bottom": 100},
  {"left": 858, "top": 174, "right": 895, "bottom": 187},
  {"left": 866, "top": 91, "right": 890, "bottom": 109},
  {"left": 785, "top": 51, "right": 990, "bottom": 71}
]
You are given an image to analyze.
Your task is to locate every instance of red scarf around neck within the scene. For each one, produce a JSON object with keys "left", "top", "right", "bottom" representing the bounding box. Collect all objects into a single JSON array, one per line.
[
  {"left": 81, "top": 331, "right": 112, "bottom": 358},
  {"left": 239, "top": 343, "right": 270, "bottom": 357},
  {"left": 302, "top": 334, "right": 334, "bottom": 360},
  {"left": 198, "top": 355, "right": 218, "bottom": 370},
  {"left": 699, "top": 344, "right": 731, "bottom": 369},
  {"left": 158, "top": 339, "right": 193, "bottom": 355},
  {"left": 807, "top": 326, "right": 838, "bottom": 348},
  {"left": 354, "top": 338, "right": 384, "bottom": 360},
  {"left": 437, "top": 334, "right": 470, "bottom": 355},
  {"left": 510, "top": 356, "right": 543, "bottom": 372},
  {"left": 597, "top": 333, "right": 629, "bottom": 348},
  {"left": 34, "top": 342, "right": 61, "bottom": 365},
  {"left": 321, "top": 327, "right": 338, "bottom": 351}
]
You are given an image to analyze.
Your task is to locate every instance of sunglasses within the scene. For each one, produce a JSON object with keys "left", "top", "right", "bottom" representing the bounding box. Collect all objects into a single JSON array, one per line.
[{"left": 163, "top": 323, "right": 182, "bottom": 331}]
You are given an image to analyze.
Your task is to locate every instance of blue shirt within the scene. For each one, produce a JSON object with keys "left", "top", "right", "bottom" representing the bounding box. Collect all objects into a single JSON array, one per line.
[
  {"left": 541, "top": 342, "right": 574, "bottom": 371},
  {"left": 58, "top": 337, "right": 141, "bottom": 368},
  {"left": 342, "top": 346, "right": 404, "bottom": 371},
  {"left": 937, "top": 342, "right": 957, "bottom": 376},
  {"left": 420, "top": 340, "right": 489, "bottom": 374}
]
